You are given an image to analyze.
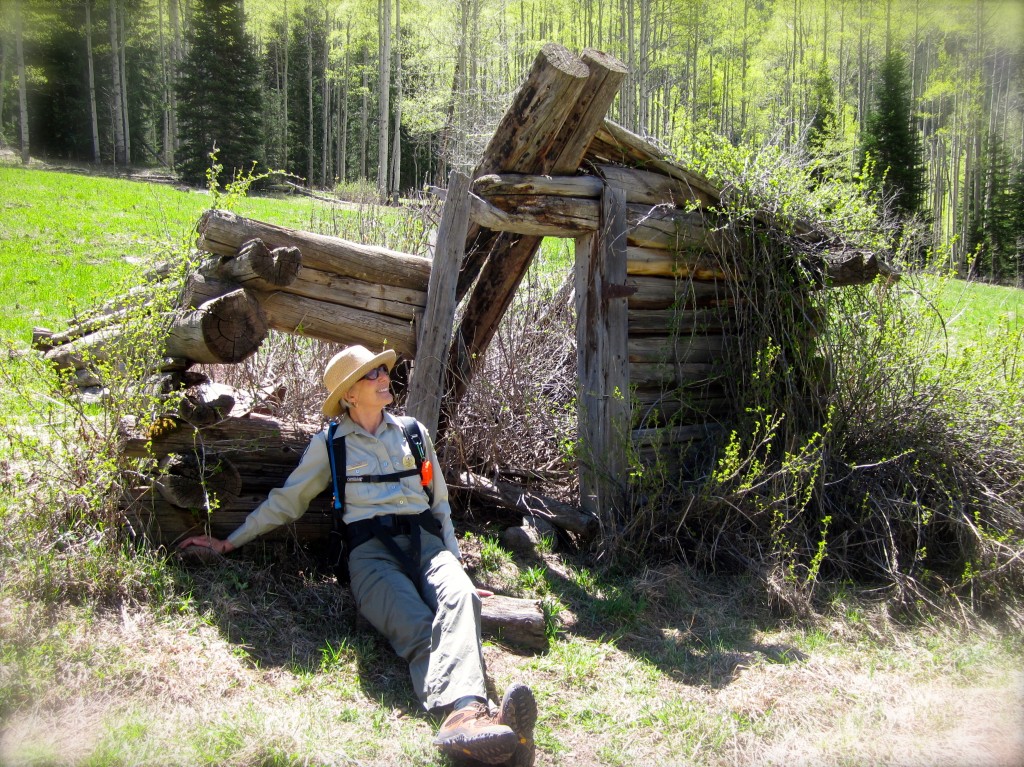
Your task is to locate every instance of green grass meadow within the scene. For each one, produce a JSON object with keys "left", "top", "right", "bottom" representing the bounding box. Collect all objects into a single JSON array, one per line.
[
  {"left": 0, "top": 164, "right": 352, "bottom": 345},
  {"left": 1, "top": 166, "right": 1022, "bottom": 767}
]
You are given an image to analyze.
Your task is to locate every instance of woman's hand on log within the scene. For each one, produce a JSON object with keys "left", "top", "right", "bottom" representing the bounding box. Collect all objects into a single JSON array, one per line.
[
  {"left": 476, "top": 588, "right": 494, "bottom": 598},
  {"left": 178, "top": 535, "right": 234, "bottom": 555}
]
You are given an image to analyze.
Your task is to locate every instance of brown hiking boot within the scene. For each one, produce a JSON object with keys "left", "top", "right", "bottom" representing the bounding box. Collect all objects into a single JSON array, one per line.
[
  {"left": 433, "top": 700, "right": 518, "bottom": 764},
  {"left": 497, "top": 683, "right": 538, "bottom": 767}
]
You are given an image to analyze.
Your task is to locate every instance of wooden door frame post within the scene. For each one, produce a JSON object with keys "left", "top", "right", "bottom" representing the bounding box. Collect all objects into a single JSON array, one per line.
[
  {"left": 406, "top": 171, "right": 471, "bottom": 436},
  {"left": 575, "top": 184, "right": 630, "bottom": 526}
]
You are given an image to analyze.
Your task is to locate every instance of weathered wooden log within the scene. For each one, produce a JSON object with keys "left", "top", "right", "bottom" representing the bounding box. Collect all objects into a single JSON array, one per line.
[
  {"left": 477, "top": 594, "right": 548, "bottom": 651},
  {"left": 470, "top": 192, "right": 736, "bottom": 252},
  {"left": 456, "top": 471, "right": 599, "bottom": 539},
  {"left": 197, "top": 209, "right": 431, "bottom": 292},
  {"left": 595, "top": 164, "right": 716, "bottom": 208},
  {"left": 627, "top": 275, "right": 728, "bottom": 310},
  {"left": 576, "top": 185, "right": 630, "bottom": 524},
  {"left": 627, "top": 335, "right": 728, "bottom": 364},
  {"left": 166, "top": 288, "right": 268, "bottom": 364},
  {"left": 120, "top": 413, "right": 318, "bottom": 460},
  {"left": 277, "top": 266, "right": 425, "bottom": 322},
  {"left": 178, "top": 382, "right": 252, "bottom": 426},
  {"left": 154, "top": 451, "right": 242, "bottom": 509},
  {"left": 805, "top": 248, "right": 897, "bottom": 287},
  {"left": 627, "top": 307, "right": 737, "bottom": 335},
  {"left": 406, "top": 171, "right": 471, "bottom": 436},
  {"left": 587, "top": 120, "right": 722, "bottom": 203},
  {"left": 473, "top": 173, "right": 604, "bottom": 200},
  {"left": 200, "top": 238, "right": 302, "bottom": 288},
  {"left": 632, "top": 389, "right": 731, "bottom": 427},
  {"left": 43, "top": 325, "right": 126, "bottom": 371},
  {"left": 123, "top": 488, "right": 334, "bottom": 543},
  {"left": 630, "top": 361, "right": 723, "bottom": 388},
  {"left": 626, "top": 246, "right": 741, "bottom": 281},
  {"left": 32, "top": 303, "right": 137, "bottom": 351},
  {"left": 254, "top": 290, "right": 417, "bottom": 356},
  {"left": 187, "top": 266, "right": 424, "bottom": 325},
  {"left": 472, "top": 166, "right": 715, "bottom": 209},
  {"left": 449, "top": 48, "right": 627, "bottom": 405}
]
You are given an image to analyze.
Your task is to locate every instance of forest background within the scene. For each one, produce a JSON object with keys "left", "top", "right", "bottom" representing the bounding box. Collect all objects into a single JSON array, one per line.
[{"left": 1, "top": 0, "right": 1023, "bottom": 283}]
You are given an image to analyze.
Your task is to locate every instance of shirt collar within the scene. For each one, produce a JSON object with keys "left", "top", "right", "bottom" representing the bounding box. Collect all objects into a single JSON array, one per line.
[{"left": 332, "top": 410, "right": 400, "bottom": 439}]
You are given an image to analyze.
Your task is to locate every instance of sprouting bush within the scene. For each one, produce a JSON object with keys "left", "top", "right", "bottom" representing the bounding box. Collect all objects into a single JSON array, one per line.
[
  {"left": 608, "top": 134, "right": 1024, "bottom": 624},
  {"left": 0, "top": 261, "right": 191, "bottom": 606}
]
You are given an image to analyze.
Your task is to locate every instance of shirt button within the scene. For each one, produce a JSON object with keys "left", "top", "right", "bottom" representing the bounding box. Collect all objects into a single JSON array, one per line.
[
  {"left": 383, "top": 461, "right": 389, "bottom": 467},
  {"left": 399, "top": 499, "right": 406, "bottom": 505}
]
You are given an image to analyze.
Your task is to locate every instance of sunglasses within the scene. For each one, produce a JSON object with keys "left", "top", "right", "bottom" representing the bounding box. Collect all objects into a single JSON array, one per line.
[{"left": 362, "top": 364, "right": 390, "bottom": 380}]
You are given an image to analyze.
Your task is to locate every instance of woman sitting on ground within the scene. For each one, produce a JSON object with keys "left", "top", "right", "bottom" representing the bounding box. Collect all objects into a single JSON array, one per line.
[{"left": 179, "top": 345, "right": 536, "bottom": 766}]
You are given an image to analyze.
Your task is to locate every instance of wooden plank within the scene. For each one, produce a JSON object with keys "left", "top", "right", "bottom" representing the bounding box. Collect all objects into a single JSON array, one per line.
[
  {"left": 588, "top": 120, "right": 722, "bottom": 202},
  {"left": 628, "top": 307, "right": 737, "bottom": 335},
  {"left": 627, "top": 334, "right": 728, "bottom": 364},
  {"left": 626, "top": 246, "right": 740, "bottom": 280},
  {"left": 406, "top": 171, "right": 471, "bottom": 436},
  {"left": 576, "top": 185, "right": 630, "bottom": 523},
  {"left": 626, "top": 275, "right": 728, "bottom": 310},
  {"left": 469, "top": 191, "right": 734, "bottom": 253},
  {"left": 630, "top": 361, "right": 722, "bottom": 388},
  {"left": 197, "top": 209, "right": 431, "bottom": 292}
]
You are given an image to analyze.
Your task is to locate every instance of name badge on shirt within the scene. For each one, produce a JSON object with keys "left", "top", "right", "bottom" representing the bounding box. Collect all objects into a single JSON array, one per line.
[{"left": 402, "top": 454, "right": 416, "bottom": 469}]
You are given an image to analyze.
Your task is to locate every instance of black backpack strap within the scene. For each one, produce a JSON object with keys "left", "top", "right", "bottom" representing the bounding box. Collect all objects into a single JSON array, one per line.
[
  {"left": 326, "top": 422, "right": 349, "bottom": 581},
  {"left": 397, "top": 416, "right": 434, "bottom": 506}
]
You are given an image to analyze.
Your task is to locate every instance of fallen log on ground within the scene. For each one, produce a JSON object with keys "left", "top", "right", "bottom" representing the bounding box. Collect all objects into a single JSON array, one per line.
[{"left": 456, "top": 471, "right": 598, "bottom": 540}]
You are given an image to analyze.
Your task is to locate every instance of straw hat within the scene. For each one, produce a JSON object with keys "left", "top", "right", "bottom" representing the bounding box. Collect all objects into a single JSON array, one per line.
[{"left": 322, "top": 345, "right": 397, "bottom": 418}]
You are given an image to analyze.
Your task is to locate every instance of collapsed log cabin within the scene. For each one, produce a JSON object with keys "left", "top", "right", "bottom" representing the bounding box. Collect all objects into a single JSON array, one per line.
[{"left": 37, "top": 44, "right": 892, "bottom": 646}]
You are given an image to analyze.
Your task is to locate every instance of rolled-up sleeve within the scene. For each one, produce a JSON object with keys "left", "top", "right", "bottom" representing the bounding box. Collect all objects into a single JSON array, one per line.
[
  {"left": 226, "top": 431, "right": 332, "bottom": 549},
  {"left": 423, "top": 426, "right": 461, "bottom": 560}
]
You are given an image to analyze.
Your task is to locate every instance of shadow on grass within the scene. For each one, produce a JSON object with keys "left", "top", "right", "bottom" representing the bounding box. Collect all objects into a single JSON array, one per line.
[
  {"left": 176, "top": 524, "right": 807, "bottom": 715},
  {"left": 175, "top": 539, "right": 427, "bottom": 719},
  {"left": 467, "top": 539, "right": 808, "bottom": 690}
]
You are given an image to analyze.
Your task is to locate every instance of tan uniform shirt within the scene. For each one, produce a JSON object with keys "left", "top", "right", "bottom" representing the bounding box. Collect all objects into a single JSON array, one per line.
[{"left": 226, "top": 412, "right": 461, "bottom": 558}]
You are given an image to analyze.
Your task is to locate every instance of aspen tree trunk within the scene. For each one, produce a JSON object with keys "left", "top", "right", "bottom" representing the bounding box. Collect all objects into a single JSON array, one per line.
[
  {"left": 0, "top": 36, "right": 6, "bottom": 135},
  {"left": 377, "top": 0, "right": 391, "bottom": 200},
  {"left": 109, "top": 0, "right": 126, "bottom": 165},
  {"left": 86, "top": 0, "right": 101, "bottom": 163},
  {"left": 15, "top": 0, "right": 29, "bottom": 164},
  {"left": 307, "top": 27, "right": 314, "bottom": 184},
  {"left": 469, "top": 0, "right": 478, "bottom": 108},
  {"left": 389, "top": 0, "right": 402, "bottom": 201},
  {"left": 637, "top": 0, "right": 650, "bottom": 134},
  {"left": 339, "top": 21, "right": 350, "bottom": 182},
  {"left": 283, "top": 0, "right": 289, "bottom": 169},
  {"left": 157, "top": 0, "right": 169, "bottom": 165},
  {"left": 360, "top": 67, "right": 368, "bottom": 179},
  {"left": 740, "top": 0, "right": 750, "bottom": 135},
  {"left": 321, "top": 6, "right": 330, "bottom": 186},
  {"left": 838, "top": 0, "right": 847, "bottom": 134},
  {"left": 168, "top": 0, "right": 180, "bottom": 159},
  {"left": 119, "top": 6, "right": 131, "bottom": 163}
]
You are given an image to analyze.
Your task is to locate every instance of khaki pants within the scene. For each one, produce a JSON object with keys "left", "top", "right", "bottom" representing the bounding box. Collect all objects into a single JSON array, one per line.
[{"left": 348, "top": 530, "right": 488, "bottom": 712}]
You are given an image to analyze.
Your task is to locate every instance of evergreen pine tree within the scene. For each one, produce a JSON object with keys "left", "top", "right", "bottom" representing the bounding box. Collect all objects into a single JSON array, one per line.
[
  {"left": 860, "top": 50, "right": 927, "bottom": 219},
  {"left": 806, "top": 63, "right": 843, "bottom": 183},
  {"left": 175, "top": 0, "right": 263, "bottom": 186},
  {"left": 807, "top": 63, "right": 839, "bottom": 156}
]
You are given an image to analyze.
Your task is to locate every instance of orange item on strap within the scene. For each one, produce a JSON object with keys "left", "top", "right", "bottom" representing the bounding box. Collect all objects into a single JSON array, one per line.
[{"left": 420, "top": 459, "right": 433, "bottom": 487}]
